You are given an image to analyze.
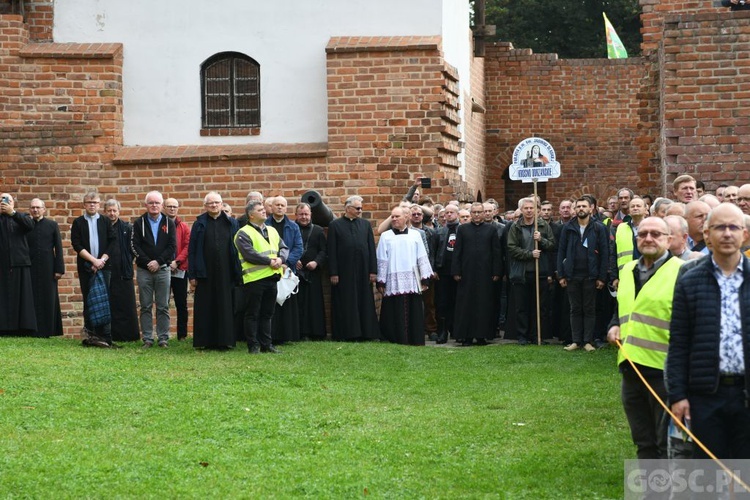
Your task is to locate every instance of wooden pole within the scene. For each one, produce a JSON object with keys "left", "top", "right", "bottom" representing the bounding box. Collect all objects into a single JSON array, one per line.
[{"left": 533, "top": 179, "right": 542, "bottom": 345}]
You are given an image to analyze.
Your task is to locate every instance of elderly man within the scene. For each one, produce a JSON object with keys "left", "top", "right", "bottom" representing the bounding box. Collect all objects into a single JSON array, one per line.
[
  {"left": 452, "top": 202, "right": 503, "bottom": 346},
  {"left": 132, "top": 190, "right": 176, "bottom": 348},
  {"left": 672, "top": 174, "right": 697, "bottom": 203},
  {"left": 737, "top": 184, "right": 750, "bottom": 215},
  {"left": 724, "top": 185, "right": 739, "bottom": 204},
  {"left": 684, "top": 200, "right": 711, "bottom": 254},
  {"left": 668, "top": 203, "right": 750, "bottom": 459},
  {"left": 266, "top": 196, "right": 303, "bottom": 343},
  {"left": 613, "top": 187, "right": 634, "bottom": 227},
  {"left": 327, "top": 195, "right": 380, "bottom": 341},
  {"left": 608, "top": 216, "right": 683, "bottom": 459},
  {"left": 614, "top": 197, "right": 647, "bottom": 282},
  {"left": 507, "top": 197, "right": 554, "bottom": 345},
  {"left": 376, "top": 206, "right": 433, "bottom": 345},
  {"left": 295, "top": 202, "right": 327, "bottom": 340},
  {"left": 71, "top": 191, "right": 116, "bottom": 347},
  {"left": 235, "top": 200, "right": 288, "bottom": 354},
  {"left": 664, "top": 215, "right": 699, "bottom": 261},
  {"left": 433, "top": 204, "right": 460, "bottom": 344},
  {"left": 27, "top": 198, "right": 64, "bottom": 337},
  {"left": 0, "top": 193, "right": 36, "bottom": 336},
  {"left": 104, "top": 199, "right": 140, "bottom": 342},
  {"left": 188, "top": 191, "right": 240, "bottom": 350},
  {"left": 164, "top": 197, "right": 191, "bottom": 341}
]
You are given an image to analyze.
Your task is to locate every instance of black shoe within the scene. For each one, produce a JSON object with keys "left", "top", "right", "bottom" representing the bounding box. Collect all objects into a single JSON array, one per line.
[
  {"left": 517, "top": 338, "right": 529, "bottom": 346},
  {"left": 142, "top": 341, "right": 154, "bottom": 349},
  {"left": 475, "top": 338, "right": 488, "bottom": 346},
  {"left": 262, "top": 345, "right": 281, "bottom": 354},
  {"left": 108, "top": 342, "right": 122, "bottom": 349},
  {"left": 460, "top": 340, "right": 473, "bottom": 347},
  {"left": 249, "top": 345, "right": 260, "bottom": 354},
  {"left": 594, "top": 339, "right": 607, "bottom": 349},
  {"left": 427, "top": 333, "right": 438, "bottom": 342}
]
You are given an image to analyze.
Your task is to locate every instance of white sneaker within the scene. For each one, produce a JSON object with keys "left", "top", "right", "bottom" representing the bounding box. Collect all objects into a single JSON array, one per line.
[
  {"left": 583, "top": 343, "right": 596, "bottom": 352},
  {"left": 564, "top": 343, "right": 580, "bottom": 351}
]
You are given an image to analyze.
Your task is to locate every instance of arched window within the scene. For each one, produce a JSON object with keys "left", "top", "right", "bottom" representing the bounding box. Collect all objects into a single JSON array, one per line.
[{"left": 201, "top": 52, "right": 260, "bottom": 132}]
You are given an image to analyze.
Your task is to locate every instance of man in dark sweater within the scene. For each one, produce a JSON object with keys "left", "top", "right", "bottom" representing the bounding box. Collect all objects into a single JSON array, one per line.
[{"left": 132, "top": 190, "right": 176, "bottom": 348}]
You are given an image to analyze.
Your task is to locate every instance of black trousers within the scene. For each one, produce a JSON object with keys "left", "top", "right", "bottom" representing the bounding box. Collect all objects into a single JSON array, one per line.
[
  {"left": 435, "top": 272, "right": 458, "bottom": 335},
  {"left": 566, "top": 277, "right": 597, "bottom": 344},
  {"left": 170, "top": 275, "right": 188, "bottom": 339},
  {"left": 690, "top": 384, "right": 750, "bottom": 459},
  {"left": 242, "top": 278, "right": 277, "bottom": 349},
  {"left": 621, "top": 368, "right": 667, "bottom": 459},
  {"left": 510, "top": 275, "right": 549, "bottom": 342}
]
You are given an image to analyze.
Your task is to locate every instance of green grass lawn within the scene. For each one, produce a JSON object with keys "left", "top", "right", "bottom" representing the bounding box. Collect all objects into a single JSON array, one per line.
[{"left": 0, "top": 338, "right": 632, "bottom": 498}]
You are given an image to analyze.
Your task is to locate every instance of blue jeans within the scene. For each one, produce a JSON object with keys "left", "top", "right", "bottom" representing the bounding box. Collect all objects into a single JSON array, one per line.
[{"left": 137, "top": 266, "right": 171, "bottom": 343}]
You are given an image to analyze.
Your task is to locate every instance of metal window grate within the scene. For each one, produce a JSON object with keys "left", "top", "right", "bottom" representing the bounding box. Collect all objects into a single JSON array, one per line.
[{"left": 202, "top": 53, "right": 260, "bottom": 128}]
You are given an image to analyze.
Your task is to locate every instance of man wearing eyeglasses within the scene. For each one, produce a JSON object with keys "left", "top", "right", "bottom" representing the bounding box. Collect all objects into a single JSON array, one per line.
[
  {"left": 71, "top": 191, "right": 116, "bottom": 347},
  {"left": 164, "top": 197, "right": 191, "bottom": 341},
  {"left": 132, "top": 191, "right": 176, "bottom": 348},
  {"left": 327, "top": 195, "right": 380, "bottom": 341},
  {"left": 668, "top": 203, "right": 750, "bottom": 459},
  {"left": 607, "top": 216, "right": 682, "bottom": 459}
]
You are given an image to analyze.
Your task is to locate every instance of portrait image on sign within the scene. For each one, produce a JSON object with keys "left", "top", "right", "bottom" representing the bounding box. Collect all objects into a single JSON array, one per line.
[{"left": 508, "top": 138, "right": 561, "bottom": 183}]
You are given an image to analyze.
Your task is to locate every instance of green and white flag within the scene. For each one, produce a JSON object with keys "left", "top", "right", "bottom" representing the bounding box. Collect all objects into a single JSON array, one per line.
[{"left": 603, "top": 12, "right": 628, "bottom": 59}]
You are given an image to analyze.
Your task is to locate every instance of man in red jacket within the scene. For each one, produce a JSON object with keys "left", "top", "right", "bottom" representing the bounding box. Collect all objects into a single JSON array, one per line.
[{"left": 165, "top": 198, "right": 190, "bottom": 341}]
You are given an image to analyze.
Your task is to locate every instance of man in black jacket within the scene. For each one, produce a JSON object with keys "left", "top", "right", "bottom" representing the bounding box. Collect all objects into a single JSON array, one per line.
[
  {"left": 71, "top": 191, "right": 116, "bottom": 347},
  {"left": 132, "top": 191, "right": 176, "bottom": 348},
  {"left": 668, "top": 202, "right": 750, "bottom": 459},
  {"left": 557, "top": 196, "right": 609, "bottom": 352}
]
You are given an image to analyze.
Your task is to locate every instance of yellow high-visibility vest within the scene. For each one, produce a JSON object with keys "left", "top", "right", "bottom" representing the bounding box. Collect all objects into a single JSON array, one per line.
[
  {"left": 616, "top": 256, "right": 683, "bottom": 370},
  {"left": 615, "top": 222, "right": 635, "bottom": 271},
  {"left": 235, "top": 225, "right": 282, "bottom": 284}
]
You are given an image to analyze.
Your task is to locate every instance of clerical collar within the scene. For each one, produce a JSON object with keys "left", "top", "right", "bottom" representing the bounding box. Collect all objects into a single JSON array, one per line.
[{"left": 392, "top": 227, "right": 408, "bottom": 235}]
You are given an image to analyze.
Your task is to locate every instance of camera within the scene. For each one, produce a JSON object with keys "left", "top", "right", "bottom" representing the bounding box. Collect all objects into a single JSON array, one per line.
[{"left": 420, "top": 177, "right": 432, "bottom": 189}]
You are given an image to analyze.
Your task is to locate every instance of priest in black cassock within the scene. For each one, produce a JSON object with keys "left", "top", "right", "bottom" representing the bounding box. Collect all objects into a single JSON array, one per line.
[
  {"left": 295, "top": 202, "right": 327, "bottom": 340},
  {"left": 451, "top": 202, "right": 503, "bottom": 346},
  {"left": 27, "top": 198, "right": 64, "bottom": 337},
  {"left": 376, "top": 206, "right": 433, "bottom": 346},
  {"left": 0, "top": 193, "right": 37, "bottom": 336},
  {"left": 104, "top": 199, "right": 140, "bottom": 342},
  {"left": 327, "top": 195, "right": 380, "bottom": 341},
  {"left": 188, "top": 191, "right": 241, "bottom": 350}
]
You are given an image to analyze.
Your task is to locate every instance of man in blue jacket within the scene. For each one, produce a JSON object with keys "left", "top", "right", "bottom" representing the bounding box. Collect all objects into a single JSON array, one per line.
[
  {"left": 557, "top": 196, "right": 609, "bottom": 352},
  {"left": 266, "top": 196, "right": 303, "bottom": 343},
  {"left": 668, "top": 203, "right": 750, "bottom": 459}
]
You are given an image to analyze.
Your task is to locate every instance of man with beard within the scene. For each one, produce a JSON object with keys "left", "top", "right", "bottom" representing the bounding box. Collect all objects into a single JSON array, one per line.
[
  {"left": 452, "top": 202, "right": 502, "bottom": 346},
  {"left": 189, "top": 191, "right": 241, "bottom": 350},
  {"left": 607, "top": 216, "right": 683, "bottom": 459},
  {"left": 71, "top": 191, "right": 116, "bottom": 347},
  {"left": 327, "top": 195, "right": 380, "bottom": 341},
  {"left": 266, "top": 196, "right": 303, "bottom": 343},
  {"left": 0, "top": 193, "right": 36, "bottom": 336},
  {"left": 376, "top": 206, "right": 433, "bottom": 345},
  {"left": 295, "top": 202, "right": 327, "bottom": 340},
  {"left": 103, "top": 199, "right": 140, "bottom": 342},
  {"left": 433, "top": 204, "right": 460, "bottom": 344},
  {"left": 558, "top": 197, "right": 609, "bottom": 352},
  {"left": 27, "top": 198, "right": 64, "bottom": 337}
]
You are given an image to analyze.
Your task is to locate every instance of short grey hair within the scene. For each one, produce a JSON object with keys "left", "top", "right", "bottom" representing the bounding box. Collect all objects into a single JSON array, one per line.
[
  {"left": 518, "top": 197, "right": 535, "bottom": 209},
  {"left": 104, "top": 199, "right": 121, "bottom": 210},
  {"left": 344, "top": 195, "right": 363, "bottom": 207}
]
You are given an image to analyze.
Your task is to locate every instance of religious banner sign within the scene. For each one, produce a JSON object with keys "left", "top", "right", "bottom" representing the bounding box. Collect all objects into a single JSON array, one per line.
[{"left": 508, "top": 137, "right": 561, "bottom": 183}]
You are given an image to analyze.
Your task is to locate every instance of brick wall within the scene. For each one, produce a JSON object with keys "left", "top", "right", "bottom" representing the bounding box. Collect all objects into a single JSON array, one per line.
[
  {"left": 462, "top": 43, "right": 487, "bottom": 205},
  {"left": 483, "top": 42, "right": 659, "bottom": 210},
  {"left": 640, "top": 0, "right": 718, "bottom": 56},
  {"left": 661, "top": 9, "right": 750, "bottom": 191},
  {"left": 1, "top": 21, "right": 473, "bottom": 337}
]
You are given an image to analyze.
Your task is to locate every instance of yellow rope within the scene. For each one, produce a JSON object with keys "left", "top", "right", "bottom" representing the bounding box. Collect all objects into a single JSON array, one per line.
[{"left": 615, "top": 338, "right": 750, "bottom": 492}]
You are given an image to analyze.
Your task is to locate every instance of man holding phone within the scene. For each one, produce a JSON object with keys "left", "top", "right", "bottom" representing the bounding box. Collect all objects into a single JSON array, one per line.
[
  {"left": 0, "top": 193, "right": 37, "bottom": 336},
  {"left": 402, "top": 176, "right": 431, "bottom": 204}
]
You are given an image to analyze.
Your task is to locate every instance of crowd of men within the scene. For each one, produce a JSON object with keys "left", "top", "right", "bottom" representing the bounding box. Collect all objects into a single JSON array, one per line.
[{"left": 2, "top": 172, "right": 750, "bottom": 460}]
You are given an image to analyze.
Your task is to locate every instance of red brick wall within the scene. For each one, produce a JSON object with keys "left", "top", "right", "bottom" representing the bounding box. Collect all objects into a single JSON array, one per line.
[
  {"left": 661, "top": 9, "right": 750, "bottom": 191},
  {"left": 463, "top": 45, "right": 487, "bottom": 205},
  {"left": 483, "top": 42, "right": 659, "bottom": 210}
]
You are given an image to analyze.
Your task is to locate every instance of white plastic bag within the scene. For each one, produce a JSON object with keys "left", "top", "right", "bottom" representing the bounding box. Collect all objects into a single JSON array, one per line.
[{"left": 276, "top": 268, "right": 300, "bottom": 306}]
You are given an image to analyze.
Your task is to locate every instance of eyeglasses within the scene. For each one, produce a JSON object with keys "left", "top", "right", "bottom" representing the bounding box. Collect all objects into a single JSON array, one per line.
[
  {"left": 636, "top": 230, "right": 668, "bottom": 239},
  {"left": 709, "top": 224, "right": 743, "bottom": 233},
  {"left": 146, "top": 201, "right": 162, "bottom": 206},
  {"left": 349, "top": 206, "right": 363, "bottom": 211},
  {"left": 84, "top": 201, "right": 100, "bottom": 205}
]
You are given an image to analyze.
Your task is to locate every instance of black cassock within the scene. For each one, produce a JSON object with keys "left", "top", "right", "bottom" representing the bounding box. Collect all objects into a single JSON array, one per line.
[
  {"left": 27, "top": 218, "right": 64, "bottom": 337},
  {"left": 0, "top": 212, "right": 37, "bottom": 335},
  {"left": 297, "top": 222, "right": 327, "bottom": 340},
  {"left": 451, "top": 222, "right": 502, "bottom": 341},
  {"left": 193, "top": 216, "right": 236, "bottom": 348},
  {"left": 327, "top": 216, "right": 380, "bottom": 341},
  {"left": 109, "top": 219, "right": 140, "bottom": 342}
]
